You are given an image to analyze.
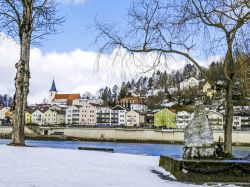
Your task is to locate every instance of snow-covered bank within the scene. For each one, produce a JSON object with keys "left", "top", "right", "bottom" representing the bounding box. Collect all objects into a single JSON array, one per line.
[{"left": 0, "top": 145, "right": 200, "bottom": 187}]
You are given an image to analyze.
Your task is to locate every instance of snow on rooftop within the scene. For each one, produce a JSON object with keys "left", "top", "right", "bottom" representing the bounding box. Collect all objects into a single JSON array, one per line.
[{"left": 0, "top": 145, "right": 201, "bottom": 187}]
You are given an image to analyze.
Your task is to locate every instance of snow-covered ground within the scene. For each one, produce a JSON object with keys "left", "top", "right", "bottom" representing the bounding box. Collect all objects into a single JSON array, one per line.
[{"left": 0, "top": 145, "right": 205, "bottom": 187}]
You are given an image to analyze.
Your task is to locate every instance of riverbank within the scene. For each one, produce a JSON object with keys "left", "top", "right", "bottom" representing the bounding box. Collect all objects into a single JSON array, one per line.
[{"left": 1, "top": 126, "right": 250, "bottom": 146}]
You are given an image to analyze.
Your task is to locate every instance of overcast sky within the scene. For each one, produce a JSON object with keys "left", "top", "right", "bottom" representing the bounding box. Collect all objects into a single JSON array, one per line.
[{"left": 0, "top": 0, "right": 219, "bottom": 104}]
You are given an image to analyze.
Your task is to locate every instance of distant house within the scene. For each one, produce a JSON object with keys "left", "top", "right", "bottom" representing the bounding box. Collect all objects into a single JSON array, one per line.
[
  {"left": 203, "top": 82, "right": 216, "bottom": 98},
  {"left": 206, "top": 111, "right": 224, "bottom": 130},
  {"left": 176, "top": 111, "right": 192, "bottom": 129},
  {"left": 233, "top": 112, "right": 250, "bottom": 130},
  {"left": 154, "top": 109, "right": 176, "bottom": 128},
  {"left": 32, "top": 109, "right": 46, "bottom": 125},
  {"left": 25, "top": 107, "right": 34, "bottom": 124},
  {"left": 130, "top": 103, "right": 148, "bottom": 114},
  {"left": 112, "top": 105, "right": 126, "bottom": 126},
  {"left": 79, "top": 103, "right": 98, "bottom": 126},
  {"left": 65, "top": 106, "right": 80, "bottom": 125},
  {"left": 125, "top": 110, "right": 145, "bottom": 127},
  {"left": 180, "top": 77, "right": 199, "bottom": 90},
  {"left": 44, "top": 109, "right": 65, "bottom": 125},
  {"left": 48, "top": 79, "right": 81, "bottom": 105},
  {"left": 96, "top": 106, "right": 113, "bottom": 126},
  {"left": 117, "top": 96, "right": 147, "bottom": 113}
]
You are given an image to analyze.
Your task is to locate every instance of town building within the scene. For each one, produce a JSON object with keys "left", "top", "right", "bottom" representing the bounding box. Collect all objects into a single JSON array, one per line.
[
  {"left": 65, "top": 106, "right": 80, "bottom": 125},
  {"left": 25, "top": 107, "right": 33, "bottom": 124},
  {"left": 96, "top": 106, "right": 114, "bottom": 126},
  {"left": 233, "top": 112, "right": 250, "bottom": 130},
  {"left": 44, "top": 109, "right": 65, "bottom": 125},
  {"left": 176, "top": 111, "right": 192, "bottom": 129},
  {"left": 203, "top": 82, "right": 216, "bottom": 98},
  {"left": 130, "top": 103, "right": 148, "bottom": 114},
  {"left": 206, "top": 111, "right": 224, "bottom": 130},
  {"left": 180, "top": 77, "right": 199, "bottom": 90},
  {"left": 154, "top": 109, "right": 176, "bottom": 128},
  {"left": 125, "top": 110, "right": 145, "bottom": 127},
  {"left": 112, "top": 105, "right": 126, "bottom": 126},
  {"left": 32, "top": 108, "right": 47, "bottom": 125},
  {"left": 48, "top": 79, "right": 81, "bottom": 105},
  {"left": 79, "top": 103, "right": 97, "bottom": 125}
]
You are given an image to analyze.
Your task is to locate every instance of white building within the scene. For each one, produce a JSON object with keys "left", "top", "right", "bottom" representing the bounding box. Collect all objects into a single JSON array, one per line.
[
  {"left": 130, "top": 103, "right": 148, "bottom": 114},
  {"left": 32, "top": 109, "right": 45, "bottom": 125},
  {"left": 233, "top": 112, "right": 250, "bottom": 130},
  {"left": 206, "top": 111, "right": 224, "bottom": 130},
  {"left": 112, "top": 105, "right": 126, "bottom": 126},
  {"left": 176, "top": 111, "right": 192, "bottom": 129},
  {"left": 65, "top": 106, "right": 80, "bottom": 125},
  {"left": 96, "top": 106, "right": 113, "bottom": 126},
  {"left": 180, "top": 77, "right": 199, "bottom": 90}
]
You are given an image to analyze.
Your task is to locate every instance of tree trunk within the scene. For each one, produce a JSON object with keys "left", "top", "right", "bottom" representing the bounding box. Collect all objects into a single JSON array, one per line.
[
  {"left": 10, "top": 32, "right": 31, "bottom": 146},
  {"left": 224, "top": 79, "right": 233, "bottom": 154}
]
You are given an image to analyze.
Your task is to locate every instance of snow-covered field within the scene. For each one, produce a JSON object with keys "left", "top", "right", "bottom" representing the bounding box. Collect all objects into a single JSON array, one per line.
[{"left": 0, "top": 145, "right": 206, "bottom": 187}]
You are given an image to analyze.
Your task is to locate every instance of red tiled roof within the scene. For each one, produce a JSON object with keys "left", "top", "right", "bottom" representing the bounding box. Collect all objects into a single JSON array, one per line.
[{"left": 54, "top": 94, "right": 81, "bottom": 105}]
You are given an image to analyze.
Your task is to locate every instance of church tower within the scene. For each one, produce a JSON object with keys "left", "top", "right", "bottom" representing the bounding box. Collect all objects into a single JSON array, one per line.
[{"left": 48, "top": 79, "right": 58, "bottom": 104}]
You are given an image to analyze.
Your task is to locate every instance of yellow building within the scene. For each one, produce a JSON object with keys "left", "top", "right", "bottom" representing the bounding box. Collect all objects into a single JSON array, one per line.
[
  {"left": 154, "top": 109, "right": 176, "bottom": 128},
  {"left": 25, "top": 108, "right": 33, "bottom": 124},
  {"left": 203, "top": 82, "right": 216, "bottom": 98}
]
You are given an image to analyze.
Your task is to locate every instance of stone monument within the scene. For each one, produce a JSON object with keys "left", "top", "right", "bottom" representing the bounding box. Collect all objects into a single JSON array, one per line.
[{"left": 183, "top": 101, "right": 215, "bottom": 158}]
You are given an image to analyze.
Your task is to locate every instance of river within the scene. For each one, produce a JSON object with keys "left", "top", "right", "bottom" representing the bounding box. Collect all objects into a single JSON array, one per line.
[{"left": 1, "top": 139, "right": 250, "bottom": 157}]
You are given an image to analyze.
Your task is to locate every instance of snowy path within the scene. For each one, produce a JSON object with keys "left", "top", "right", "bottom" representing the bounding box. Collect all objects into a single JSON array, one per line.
[{"left": 0, "top": 145, "right": 200, "bottom": 187}]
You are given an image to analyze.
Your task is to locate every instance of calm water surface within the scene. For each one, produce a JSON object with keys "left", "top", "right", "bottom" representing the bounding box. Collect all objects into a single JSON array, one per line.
[{"left": 1, "top": 139, "right": 250, "bottom": 157}]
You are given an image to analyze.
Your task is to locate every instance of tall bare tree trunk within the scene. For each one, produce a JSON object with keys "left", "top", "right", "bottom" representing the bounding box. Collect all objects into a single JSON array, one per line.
[
  {"left": 224, "top": 79, "right": 233, "bottom": 154},
  {"left": 10, "top": 1, "right": 32, "bottom": 146}
]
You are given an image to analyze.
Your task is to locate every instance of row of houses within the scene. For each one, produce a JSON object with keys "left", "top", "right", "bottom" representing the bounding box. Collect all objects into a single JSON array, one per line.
[{"left": 1, "top": 104, "right": 250, "bottom": 130}]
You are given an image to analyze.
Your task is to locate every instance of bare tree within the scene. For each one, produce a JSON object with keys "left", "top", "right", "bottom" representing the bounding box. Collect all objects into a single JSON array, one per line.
[
  {"left": 0, "top": 0, "right": 63, "bottom": 146},
  {"left": 95, "top": 0, "right": 250, "bottom": 154}
]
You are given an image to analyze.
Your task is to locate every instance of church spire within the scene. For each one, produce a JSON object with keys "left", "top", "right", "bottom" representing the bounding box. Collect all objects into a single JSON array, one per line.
[{"left": 50, "top": 79, "right": 57, "bottom": 92}]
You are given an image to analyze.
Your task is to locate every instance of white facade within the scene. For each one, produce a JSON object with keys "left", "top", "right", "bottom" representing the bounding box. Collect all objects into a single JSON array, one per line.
[
  {"left": 180, "top": 77, "right": 199, "bottom": 90},
  {"left": 32, "top": 110, "right": 44, "bottom": 125},
  {"left": 96, "top": 106, "right": 112, "bottom": 126},
  {"left": 233, "top": 112, "right": 250, "bottom": 130},
  {"left": 176, "top": 111, "right": 192, "bottom": 129},
  {"left": 112, "top": 106, "right": 126, "bottom": 126},
  {"left": 66, "top": 106, "right": 80, "bottom": 125},
  {"left": 130, "top": 104, "right": 148, "bottom": 114},
  {"left": 206, "top": 111, "right": 224, "bottom": 130}
]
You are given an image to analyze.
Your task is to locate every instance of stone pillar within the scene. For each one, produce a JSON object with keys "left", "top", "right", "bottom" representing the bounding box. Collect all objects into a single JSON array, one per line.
[{"left": 183, "top": 101, "right": 215, "bottom": 158}]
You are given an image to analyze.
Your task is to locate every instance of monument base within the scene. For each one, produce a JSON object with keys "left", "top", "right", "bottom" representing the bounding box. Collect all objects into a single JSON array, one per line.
[{"left": 159, "top": 155, "right": 250, "bottom": 183}]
